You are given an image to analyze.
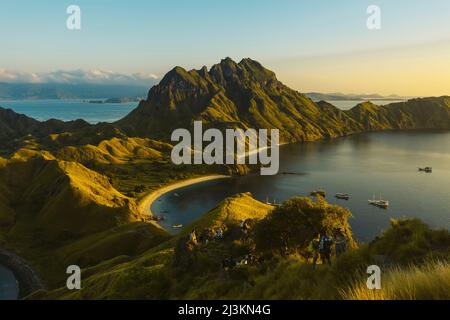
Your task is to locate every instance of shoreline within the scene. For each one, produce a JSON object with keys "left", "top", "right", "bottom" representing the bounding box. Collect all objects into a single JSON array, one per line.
[
  {"left": 0, "top": 248, "right": 46, "bottom": 299},
  {"left": 138, "top": 175, "right": 231, "bottom": 217}
]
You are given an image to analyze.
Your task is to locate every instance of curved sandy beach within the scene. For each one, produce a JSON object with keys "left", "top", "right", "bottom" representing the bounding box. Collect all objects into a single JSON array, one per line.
[{"left": 138, "top": 175, "right": 231, "bottom": 217}]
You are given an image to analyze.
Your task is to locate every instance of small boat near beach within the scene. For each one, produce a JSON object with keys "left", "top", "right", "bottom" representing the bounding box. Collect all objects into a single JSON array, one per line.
[
  {"left": 335, "top": 193, "right": 350, "bottom": 200},
  {"left": 418, "top": 167, "right": 432, "bottom": 173},
  {"left": 265, "top": 196, "right": 281, "bottom": 207}
]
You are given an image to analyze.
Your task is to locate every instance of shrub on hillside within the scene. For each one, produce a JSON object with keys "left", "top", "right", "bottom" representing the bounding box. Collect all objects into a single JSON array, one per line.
[
  {"left": 369, "top": 218, "right": 450, "bottom": 265},
  {"left": 109, "top": 266, "right": 172, "bottom": 299},
  {"left": 253, "top": 197, "right": 355, "bottom": 256}
]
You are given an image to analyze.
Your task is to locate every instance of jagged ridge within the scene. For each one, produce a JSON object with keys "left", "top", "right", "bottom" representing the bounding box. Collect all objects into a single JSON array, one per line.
[{"left": 116, "top": 58, "right": 450, "bottom": 142}]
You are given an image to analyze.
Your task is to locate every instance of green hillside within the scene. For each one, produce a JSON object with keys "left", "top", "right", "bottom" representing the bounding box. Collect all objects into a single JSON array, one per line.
[
  {"left": 117, "top": 58, "right": 450, "bottom": 142},
  {"left": 0, "top": 157, "right": 170, "bottom": 289},
  {"left": 0, "top": 57, "right": 449, "bottom": 300},
  {"left": 35, "top": 195, "right": 450, "bottom": 300}
]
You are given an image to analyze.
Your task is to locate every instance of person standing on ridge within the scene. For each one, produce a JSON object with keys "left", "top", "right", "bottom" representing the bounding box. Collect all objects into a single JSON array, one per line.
[
  {"left": 309, "top": 233, "right": 321, "bottom": 269},
  {"left": 319, "top": 233, "right": 333, "bottom": 266}
]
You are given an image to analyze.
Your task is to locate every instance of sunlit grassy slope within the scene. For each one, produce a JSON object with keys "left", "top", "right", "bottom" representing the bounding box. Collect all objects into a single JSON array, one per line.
[
  {"left": 0, "top": 157, "right": 170, "bottom": 288},
  {"left": 57, "top": 137, "right": 167, "bottom": 165},
  {"left": 0, "top": 158, "right": 144, "bottom": 234},
  {"left": 181, "top": 192, "right": 274, "bottom": 234},
  {"left": 36, "top": 193, "right": 272, "bottom": 299},
  {"left": 343, "top": 261, "right": 450, "bottom": 300},
  {"left": 33, "top": 194, "right": 449, "bottom": 300}
]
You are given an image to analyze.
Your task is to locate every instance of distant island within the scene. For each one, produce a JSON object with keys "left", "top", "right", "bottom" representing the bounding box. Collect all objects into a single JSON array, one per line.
[
  {"left": 305, "top": 92, "right": 412, "bottom": 101},
  {"left": 0, "top": 80, "right": 410, "bottom": 104},
  {"left": 87, "top": 97, "right": 142, "bottom": 104}
]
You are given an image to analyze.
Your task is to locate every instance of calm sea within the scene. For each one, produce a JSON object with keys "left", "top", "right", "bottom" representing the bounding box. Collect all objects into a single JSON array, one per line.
[
  {"left": 0, "top": 99, "right": 138, "bottom": 124},
  {"left": 152, "top": 131, "right": 450, "bottom": 242}
]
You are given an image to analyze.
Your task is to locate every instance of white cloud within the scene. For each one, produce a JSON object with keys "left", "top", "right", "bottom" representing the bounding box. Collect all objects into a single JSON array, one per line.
[
  {"left": 0, "top": 69, "right": 159, "bottom": 86},
  {"left": 0, "top": 69, "right": 41, "bottom": 83}
]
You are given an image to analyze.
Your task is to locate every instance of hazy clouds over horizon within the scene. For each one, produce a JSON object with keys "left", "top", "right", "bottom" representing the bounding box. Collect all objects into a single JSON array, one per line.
[{"left": 0, "top": 69, "right": 159, "bottom": 86}]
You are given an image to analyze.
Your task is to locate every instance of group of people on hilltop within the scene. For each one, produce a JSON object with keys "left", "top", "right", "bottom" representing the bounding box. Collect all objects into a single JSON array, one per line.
[
  {"left": 189, "top": 219, "right": 255, "bottom": 246},
  {"left": 188, "top": 226, "right": 225, "bottom": 247},
  {"left": 222, "top": 253, "right": 257, "bottom": 271},
  {"left": 184, "top": 220, "right": 260, "bottom": 271},
  {"left": 187, "top": 222, "right": 348, "bottom": 271},
  {"left": 308, "top": 231, "right": 348, "bottom": 268}
]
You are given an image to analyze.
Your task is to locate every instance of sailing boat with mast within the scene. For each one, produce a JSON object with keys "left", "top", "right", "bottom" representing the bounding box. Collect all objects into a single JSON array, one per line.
[{"left": 368, "top": 193, "right": 389, "bottom": 209}]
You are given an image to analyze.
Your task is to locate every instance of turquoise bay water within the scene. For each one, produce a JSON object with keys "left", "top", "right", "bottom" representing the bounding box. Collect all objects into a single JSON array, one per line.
[
  {"left": 153, "top": 131, "right": 450, "bottom": 241},
  {"left": 0, "top": 99, "right": 138, "bottom": 124},
  {"left": 0, "top": 265, "right": 19, "bottom": 300}
]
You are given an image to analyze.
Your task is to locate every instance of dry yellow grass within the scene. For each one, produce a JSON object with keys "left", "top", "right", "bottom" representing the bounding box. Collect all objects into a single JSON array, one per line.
[
  {"left": 184, "top": 192, "right": 274, "bottom": 233},
  {"left": 0, "top": 157, "right": 146, "bottom": 234},
  {"left": 343, "top": 261, "right": 450, "bottom": 300},
  {"left": 10, "top": 147, "right": 55, "bottom": 161},
  {"left": 57, "top": 137, "right": 167, "bottom": 165}
]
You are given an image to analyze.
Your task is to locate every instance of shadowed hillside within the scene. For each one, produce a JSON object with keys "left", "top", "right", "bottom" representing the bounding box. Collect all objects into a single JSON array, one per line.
[
  {"left": 0, "top": 107, "right": 90, "bottom": 142},
  {"left": 347, "top": 98, "right": 450, "bottom": 130}
]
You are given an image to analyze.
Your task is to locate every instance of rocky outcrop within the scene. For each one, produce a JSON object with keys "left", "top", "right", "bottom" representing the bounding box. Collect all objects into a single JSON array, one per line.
[{"left": 0, "top": 248, "right": 45, "bottom": 298}]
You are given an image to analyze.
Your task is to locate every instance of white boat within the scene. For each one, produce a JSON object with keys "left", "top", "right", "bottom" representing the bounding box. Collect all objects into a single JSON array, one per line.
[
  {"left": 335, "top": 193, "right": 350, "bottom": 200},
  {"left": 172, "top": 224, "right": 183, "bottom": 229},
  {"left": 265, "top": 196, "right": 280, "bottom": 206},
  {"left": 368, "top": 194, "right": 389, "bottom": 208}
]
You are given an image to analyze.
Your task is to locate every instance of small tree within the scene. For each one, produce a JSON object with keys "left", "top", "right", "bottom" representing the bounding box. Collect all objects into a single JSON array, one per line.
[{"left": 253, "top": 197, "right": 354, "bottom": 256}]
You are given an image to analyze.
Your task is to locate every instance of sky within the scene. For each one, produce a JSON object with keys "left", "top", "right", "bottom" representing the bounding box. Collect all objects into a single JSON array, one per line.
[{"left": 1, "top": 0, "right": 450, "bottom": 96}]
